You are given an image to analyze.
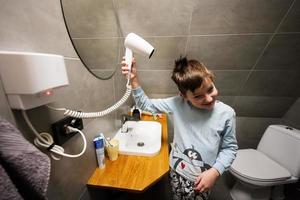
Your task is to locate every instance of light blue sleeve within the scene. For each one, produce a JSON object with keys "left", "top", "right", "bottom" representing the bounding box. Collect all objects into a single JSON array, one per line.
[
  {"left": 132, "top": 87, "right": 173, "bottom": 114},
  {"left": 212, "top": 112, "right": 238, "bottom": 175}
]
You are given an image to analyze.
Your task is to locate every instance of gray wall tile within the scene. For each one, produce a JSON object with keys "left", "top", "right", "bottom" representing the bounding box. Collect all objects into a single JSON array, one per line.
[
  {"left": 190, "top": 0, "right": 292, "bottom": 34},
  {"left": 50, "top": 59, "right": 115, "bottom": 115},
  {"left": 115, "top": 68, "right": 176, "bottom": 104},
  {"left": 186, "top": 35, "right": 270, "bottom": 70},
  {"left": 241, "top": 70, "right": 300, "bottom": 97},
  {"left": 237, "top": 117, "right": 281, "bottom": 138},
  {"left": 137, "top": 70, "right": 178, "bottom": 94},
  {"left": 234, "top": 96, "right": 297, "bottom": 117},
  {"left": 114, "top": 69, "right": 129, "bottom": 104},
  {"left": 217, "top": 96, "right": 235, "bottom": 108},
  {"left": 73, "top": 38, "right": 121, "bottom": 70},
  {"left": 236, "top": 117, "right": 281, "bottom": 149},
  {"left": 117, "top": 0, "right": 196, "bottom": 36},
  {"left": 278, "top": 0, "right": 300, "bottom": 32},
  {"left": 52, "top": 59, "right": 88, "bottom": 110},
  {"left": 62, "top": 0, "right": 119, "bottom": 38},
  {"left": 132, "top": 37, "right": 187, "bottom": 69},
  {"left": 213, "top": 70, "right": 249, "bottom": 95},
  {"left": 255, "top": 34, "right": 300, "bottom": 70},
  {"left": 281, "top": 97, "right": 300, "bottom": 129}
]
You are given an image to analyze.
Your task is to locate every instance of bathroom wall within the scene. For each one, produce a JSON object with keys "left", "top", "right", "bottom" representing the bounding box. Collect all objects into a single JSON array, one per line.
[
  {"left": 64, "top": 0, "right": 300, "bottom": 149},
  {"left": 0, "top": 0, "right": 118, "bottom": 199},
  {"left": 113, "top": 0, "right": 300, "bottom": 149},
  {"left": 63, "top": 1, "right": 300, "bottom": 198},
  {"left": 282, "top": 97, "right": 300, "bottom": 129}
]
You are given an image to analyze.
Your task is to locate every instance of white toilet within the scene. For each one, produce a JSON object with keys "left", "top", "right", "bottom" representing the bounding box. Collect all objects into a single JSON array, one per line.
[{"left": 229, "top": 125, "right": 300, "bottom": 200}]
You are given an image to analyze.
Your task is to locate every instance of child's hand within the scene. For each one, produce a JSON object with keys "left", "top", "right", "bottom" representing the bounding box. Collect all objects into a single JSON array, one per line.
[
  {"left": 194, "top": 168, "right": 220, "bottom": 193},
  {"left": 121, "top": 57, "right": 137, "bottom": 79},
  {"left": 121, "top": 57, "right": 139, "bottom": 88}
]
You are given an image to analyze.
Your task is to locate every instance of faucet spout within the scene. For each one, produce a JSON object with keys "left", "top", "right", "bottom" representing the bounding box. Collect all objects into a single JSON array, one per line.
[
  {"left": 121, "top": 114, "right": 138, "bottom": 133},
  {"left": 121, "top": 121, "right": 138, "bottom": 133}
]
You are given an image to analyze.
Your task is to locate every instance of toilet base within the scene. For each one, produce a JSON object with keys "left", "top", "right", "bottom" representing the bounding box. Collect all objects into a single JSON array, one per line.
[
  {"left": 230, "top": 181, "right": 271, "bottom": 200},
  {"left": 271, "top": 185, "right": 285, "bottom": 200}
]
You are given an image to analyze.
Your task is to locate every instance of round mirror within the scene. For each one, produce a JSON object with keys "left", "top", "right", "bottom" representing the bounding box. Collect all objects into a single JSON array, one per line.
[{"left": 60, "top": 0, "right": 123, "bottom": 80}]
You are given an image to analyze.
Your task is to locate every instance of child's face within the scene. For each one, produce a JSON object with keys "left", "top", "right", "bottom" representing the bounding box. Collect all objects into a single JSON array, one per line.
[{"left": 183, "top": 78, "right": 218, "bottom": 110}]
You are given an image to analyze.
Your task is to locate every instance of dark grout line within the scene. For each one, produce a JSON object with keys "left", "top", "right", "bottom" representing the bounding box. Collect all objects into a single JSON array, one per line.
[{"left": 72, "top": 32, "right": 300, "bottom": 40}]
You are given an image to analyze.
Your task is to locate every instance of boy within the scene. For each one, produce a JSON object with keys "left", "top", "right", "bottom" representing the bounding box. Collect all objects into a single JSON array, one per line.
[{"left": 121, "top": 56, "right": 238, "bottom": 200}]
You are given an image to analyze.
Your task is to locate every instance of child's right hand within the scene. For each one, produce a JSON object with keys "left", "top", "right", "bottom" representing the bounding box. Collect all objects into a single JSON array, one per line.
[
  {"left": 194, "top": 167, "right": 219, "bottom": 193},
  {"left": 121, "top": 57, "right": 139, "bottom": 88}
]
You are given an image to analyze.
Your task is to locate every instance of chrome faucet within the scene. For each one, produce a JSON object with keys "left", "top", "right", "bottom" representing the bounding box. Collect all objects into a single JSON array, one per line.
[
  {"left": 121, "top": 113, "right": 140, "bottom": 133},
  {"left": 121, "top": 114, "right": 130, "bottom": 133}
]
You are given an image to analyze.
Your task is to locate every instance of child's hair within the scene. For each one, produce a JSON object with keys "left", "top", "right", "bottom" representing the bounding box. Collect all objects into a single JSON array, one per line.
[{"left": 171, "top": 56, "right": 214, "bottom": 95}]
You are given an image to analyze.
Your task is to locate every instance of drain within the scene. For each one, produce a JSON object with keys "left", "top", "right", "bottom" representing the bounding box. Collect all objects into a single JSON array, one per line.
[{"left": 137, "top": 142, "right": 144, "bottom": 147}]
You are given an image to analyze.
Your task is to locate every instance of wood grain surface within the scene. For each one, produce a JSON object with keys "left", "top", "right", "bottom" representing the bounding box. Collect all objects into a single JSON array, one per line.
[{"left": 87, "top": 114, "right": 169, "bottom": 192}]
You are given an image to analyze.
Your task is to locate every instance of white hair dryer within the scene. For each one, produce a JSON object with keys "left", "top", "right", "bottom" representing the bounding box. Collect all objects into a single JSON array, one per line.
[{"left": 124, "top": 33, "right": 155, "bottom": 72}]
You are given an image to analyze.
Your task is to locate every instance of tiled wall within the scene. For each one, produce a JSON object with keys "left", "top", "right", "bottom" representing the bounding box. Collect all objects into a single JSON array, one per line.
[
  {"left": 282, "top": 98, "right": 300, "bottom": 129},
  {"left": 64, "top": 0, "right": 299, "bottom": 148},
  {"left": 63, "top": 0, "right": 300, "bottom": 116}
]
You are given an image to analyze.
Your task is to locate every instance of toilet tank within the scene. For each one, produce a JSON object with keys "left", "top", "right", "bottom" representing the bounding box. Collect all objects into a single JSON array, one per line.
[{"left": 257, "top": 125, "right": 300, "bottom": 178}]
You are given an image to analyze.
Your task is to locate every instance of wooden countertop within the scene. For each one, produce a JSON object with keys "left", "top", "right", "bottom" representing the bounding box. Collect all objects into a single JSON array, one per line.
[{"left": 87, "top": 114, "right": 169, "bottom": 192}]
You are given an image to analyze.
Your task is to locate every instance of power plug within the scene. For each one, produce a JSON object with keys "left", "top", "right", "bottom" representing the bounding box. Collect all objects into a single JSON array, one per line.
[{"left": 51, "top": 116, "right": 83, "bottom": 145}]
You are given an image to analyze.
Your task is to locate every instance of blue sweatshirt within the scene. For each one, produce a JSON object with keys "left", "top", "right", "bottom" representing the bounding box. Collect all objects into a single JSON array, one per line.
[{"left": 132, "top": 87, "right": 238, "bottom": 181}]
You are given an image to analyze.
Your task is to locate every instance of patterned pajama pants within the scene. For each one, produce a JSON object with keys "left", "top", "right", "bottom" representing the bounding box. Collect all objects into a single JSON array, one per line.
[{"left": 170, "top": 169, "right": 210, "bottom": 200}]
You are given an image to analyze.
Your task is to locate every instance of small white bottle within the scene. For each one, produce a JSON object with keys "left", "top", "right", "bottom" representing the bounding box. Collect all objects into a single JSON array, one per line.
[{"left": 93, "top": 135, "right": 105, "bottom": 169}]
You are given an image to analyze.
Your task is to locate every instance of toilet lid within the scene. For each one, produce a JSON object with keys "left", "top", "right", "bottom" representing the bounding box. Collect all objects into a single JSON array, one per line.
[{"left": 230, "top": 149, "right": 291, "bottom": 182}]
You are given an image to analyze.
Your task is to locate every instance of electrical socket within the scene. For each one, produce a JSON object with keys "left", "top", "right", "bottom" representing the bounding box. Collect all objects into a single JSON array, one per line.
[{"left": 51, "top": 116, "right": 83, "bottom": 145}]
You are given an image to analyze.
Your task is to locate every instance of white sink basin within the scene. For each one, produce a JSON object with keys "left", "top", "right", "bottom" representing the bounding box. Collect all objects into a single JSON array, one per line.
[{"left": 113, "top": 121, "right": 162, "bottom": 157}]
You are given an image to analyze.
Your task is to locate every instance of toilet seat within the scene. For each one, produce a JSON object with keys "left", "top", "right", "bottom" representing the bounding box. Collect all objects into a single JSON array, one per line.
[{"left": 230, "top": 149, "right": 291, "bottom": 183}]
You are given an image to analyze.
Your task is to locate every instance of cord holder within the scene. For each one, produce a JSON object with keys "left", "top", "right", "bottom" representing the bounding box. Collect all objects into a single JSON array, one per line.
[{"left": 46, "top": 142, "right": 56, "bottom": 151}]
